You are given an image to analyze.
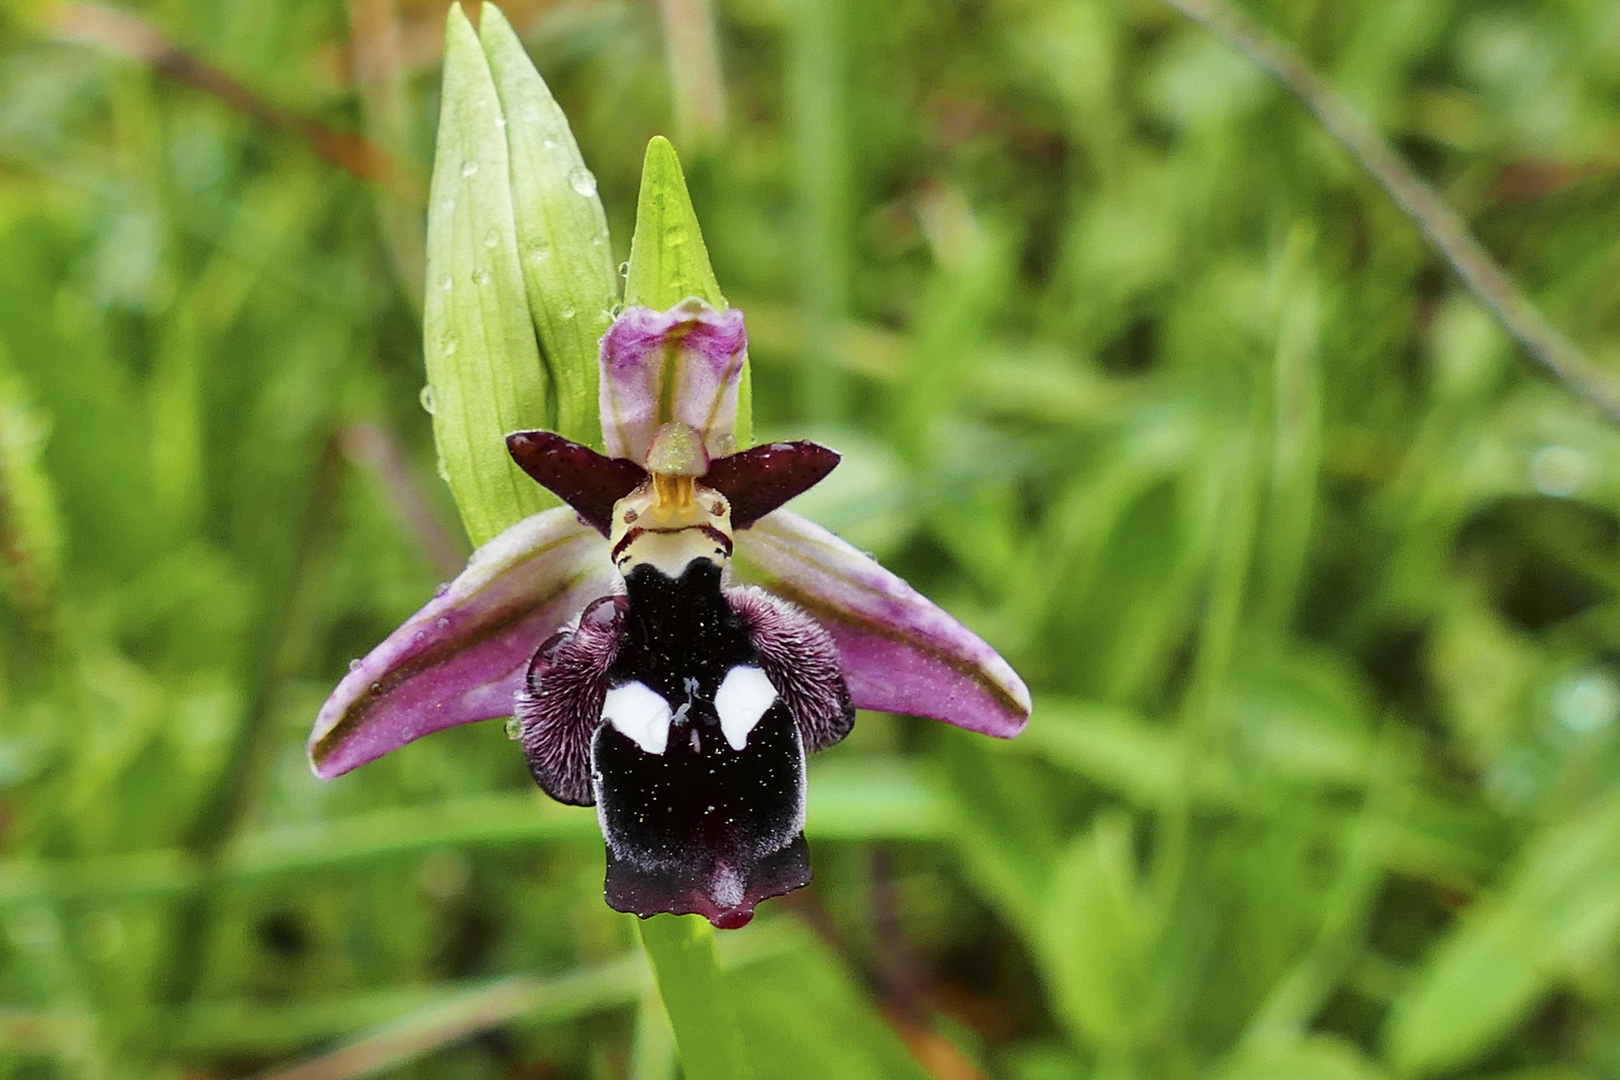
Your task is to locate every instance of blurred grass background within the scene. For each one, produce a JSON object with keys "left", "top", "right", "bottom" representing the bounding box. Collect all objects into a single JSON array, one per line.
[{"left": 3, "top": 0, "right": 1620, "bottom": 1077}]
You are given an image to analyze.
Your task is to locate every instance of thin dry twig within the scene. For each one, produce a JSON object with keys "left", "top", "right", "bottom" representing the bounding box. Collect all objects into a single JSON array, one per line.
[
  {"left": 340, "top": 421, "right": 468, "bottom": 577},
  {"left": 51, "top": 1, "right": 420, "bottom": 192},
  {"left": 1163, "top": 0, "right": 1620, "bottom": 423},
  {"left": 654, "top": 0, "right": 728, "bottom": 147}
]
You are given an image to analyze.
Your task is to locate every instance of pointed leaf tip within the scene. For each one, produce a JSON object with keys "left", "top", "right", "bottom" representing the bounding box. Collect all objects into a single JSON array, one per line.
[
  {"left": 481, "top": 2, "right": 616, "bottom": 449},
  {"left": 625, "top": 136, "right": 724, "bottom": 311}
]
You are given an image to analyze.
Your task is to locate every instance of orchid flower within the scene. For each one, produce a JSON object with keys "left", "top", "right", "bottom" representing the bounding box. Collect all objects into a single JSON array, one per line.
[
  {"left": 308, "top": 296, "right": 1029, "bottom": 926},
  {"left": 307, "top": 6, "right": 1028, "bottom": 930}
]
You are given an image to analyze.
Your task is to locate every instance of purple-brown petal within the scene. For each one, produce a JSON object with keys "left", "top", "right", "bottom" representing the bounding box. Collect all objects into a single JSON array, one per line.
[
  {"left": 599, "top": 300, "right": 747, "bottom": 464},
  {"left": 732, "top": 510, "right": 1031, "bottom": 737},
  {"left": 514, "top": 594, "right": 625, "bottom": 805},
  {"left": 727, "top": 584, "right": 854, "bottom": 752},
  {"left": 703, "top": 441, "right": 841, "bottom": 529},
  {"left": 506, "top": 430, "right": 648, "bottom": 536},
  {"left": 308, "top": 507, "right": 618, "bottom": 778}
]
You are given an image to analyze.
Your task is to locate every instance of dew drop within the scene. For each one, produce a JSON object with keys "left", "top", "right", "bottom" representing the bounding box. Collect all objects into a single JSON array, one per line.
[
  {"left": 435, "top": 456, "right": 450, "bottom": 481},
  {"left": 438, "top": 196, "right": 456, "bottom": 212},
  {"left": 527, "top": 244, "right": 552, "bottom": 264},
  {"left": 419, "top": 384, "right": 437, "bottom": 414},
  {"left": 504, "top": 717, "right": 523, "bottom": 740},
  {"left": 472, "top": 268, "right": 492, "bottom": 286},
  {"left": 618, "top": 261, "right": 630, "bottom": 278},
  {"left": 609, "top": 302, "right": 624, "bottom": 317},
  {"left": 435, "top": 616, "right": 450, "bottom": 630},
  {"left": 433, "top": 582, "right": 450, "bottom": 598},
  {"left": 369, "top": 682, "right": 383, "bottom": 697},
  {"left": 460, "top": 159, "right": 480, "bottom": 177},
  {"left": 439, "top": 334, "right": 458, "bottom": 356},
  {"left": 559, "top": 304, "right": 576, "bottom": 320},
  {"left": 494, "top": 114, "right": 507, "bottom": 128},
  {"left": 438, "top": 275, "right": 453, "bottom": 292},
  {"left": 543, "top": 135, "right": 559, "bottom": 149},
  {"left": 483, "top": 228, "right": 499, "bottom": 249},
  {"left": 349, "top": 658, "right": 362, "bottom": 672},
  {"left": 568, "top": 166, "right": 598, "bottom": 197},
  {"left": 591, "top": 234, "right": 607, "bottom": 248}
]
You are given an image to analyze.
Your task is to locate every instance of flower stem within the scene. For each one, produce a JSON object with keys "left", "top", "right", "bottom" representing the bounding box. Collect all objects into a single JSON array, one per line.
[{"left": 635, "top": 916, "right": 753, "bottom": 1080}]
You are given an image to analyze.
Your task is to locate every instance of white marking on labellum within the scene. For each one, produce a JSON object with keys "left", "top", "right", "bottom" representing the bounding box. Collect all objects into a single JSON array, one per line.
[
  {"left": 710, "top": 863, "right": 745, "bottom": 908},
  {"left": 603, "top": 682, "right": 672, "bottom": 755},
  {"left": 714, "top": 666, "right": 778, "bottom": 751}
]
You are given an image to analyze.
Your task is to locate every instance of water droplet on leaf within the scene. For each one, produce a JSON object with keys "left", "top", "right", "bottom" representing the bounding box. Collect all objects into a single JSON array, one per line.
[
  {"left": 568, "top": 166, "right": 598, "bottom": 197},
  {"left": 460, "top": 159, "right": 479, "bottom": 177},
  {"left": 419, "top": 385, "right": 437, "bottom": 414},
  {"left": 438, "top": 275, "right": 453, "bottom": 292},
  {"left": 483, "top": 228, "right": 499, "bottom": 248},
  {"left": 439, "top": 334, "right": 457, "bottom": 356},
  {"left": 472, "top": 268, "right": 492, "bottom": 286},
  {"left": 504, "top": 717, "right": 523, "bottom": 740}
]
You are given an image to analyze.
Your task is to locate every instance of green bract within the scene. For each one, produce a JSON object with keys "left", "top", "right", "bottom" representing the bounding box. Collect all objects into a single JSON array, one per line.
[{"left": 423, "top": 3, "right": 616, "bottom": 544}]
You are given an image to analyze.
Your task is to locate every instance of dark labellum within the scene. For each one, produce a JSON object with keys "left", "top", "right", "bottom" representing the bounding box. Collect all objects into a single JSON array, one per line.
[{"left": 516, "top": 558, "right": 853, "bottom": 926}]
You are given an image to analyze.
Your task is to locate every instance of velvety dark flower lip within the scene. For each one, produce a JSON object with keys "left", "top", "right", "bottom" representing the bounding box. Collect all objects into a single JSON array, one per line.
[{"left": 310, "top": 297, "right": 1030, "bottom": 926}]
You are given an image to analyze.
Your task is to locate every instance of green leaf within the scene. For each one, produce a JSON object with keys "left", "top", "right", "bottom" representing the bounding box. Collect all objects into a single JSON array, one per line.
[
  {"left": 729, "top": 933, "right": 932, "bottom": 1080},
  {"left": 1036, "top": 812, "right": 1153, "bottom": 1053},
  {"left": 479, "top": 4, "right": 617, "bottom": 450},
  {"left": 637, "top": 915, "right": 753, "bottom": 1080},
  {"left": 423, "top": 4, "right": 555, "bottom": 544},
  {"left": 1216, "top": 1035, "right": 1388, "bottom": 1080},
  {"left": 1384, "top": 791, "right": 1620, "bottom": 1074},
  {"left": 623, "top": 136, "right": 750, "bottom": 449}
]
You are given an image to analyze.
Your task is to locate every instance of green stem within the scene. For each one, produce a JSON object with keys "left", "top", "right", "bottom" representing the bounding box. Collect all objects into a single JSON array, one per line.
[{"left": 636, "top": 916, "right": 753, "bottom": 1080}]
